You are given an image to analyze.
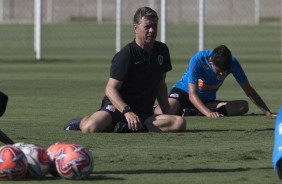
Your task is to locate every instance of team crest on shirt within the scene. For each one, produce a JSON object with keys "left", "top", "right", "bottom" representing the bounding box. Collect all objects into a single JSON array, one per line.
[
  {"left": 198, "top": 79, "right": 221, "bottom": 91},
  {"left": 158, "top": 55, "right": 163, "bottom": 65}
]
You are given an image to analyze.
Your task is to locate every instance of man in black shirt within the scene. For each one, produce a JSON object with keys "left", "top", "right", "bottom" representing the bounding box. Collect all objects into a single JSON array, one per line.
[{"left": 64, "top": 7, "right": 186, "bottom": 133}]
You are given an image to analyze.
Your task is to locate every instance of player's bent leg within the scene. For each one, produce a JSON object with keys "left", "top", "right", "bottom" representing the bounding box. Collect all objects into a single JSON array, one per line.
[
  {"left": 168, "top": 98, "right": 183, "bottom": 115},
  {"left": 154, "top": 98, "right": 182, "bottom": 115},
  {"left": 80, "top": 111, "right": 113, "bottom": 133},
  {"left": 144, "top": 114, "right": 186, "bottom": 132},
  {"left": 221, "top": 100, "right": 249, "bottom": 116}
]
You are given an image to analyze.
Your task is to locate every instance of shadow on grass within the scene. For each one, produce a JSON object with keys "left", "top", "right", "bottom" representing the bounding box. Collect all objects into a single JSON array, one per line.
[
  {"left": 243, "top": 113, "right": 265, "bottom": 116},
  {"left": 187, "top": 128, "right": 274, "bottom": 133},
  {"left": 94, "top": 167, "right": 250, "bottom": 175},
  {"left": 186, "top": 113, "right": 277, "bottom": 117},
  {"left": 74, "top": 167, "right": 273, "bottom": 181},
  {"left": 32, "top": 175, "right": 124, "bottom": 181},
  {"left": 88, "top": 175, "right": 125, "bottom": 181},
  {"left": 19, "top": 167, "right": 273, "bottom": 181}
]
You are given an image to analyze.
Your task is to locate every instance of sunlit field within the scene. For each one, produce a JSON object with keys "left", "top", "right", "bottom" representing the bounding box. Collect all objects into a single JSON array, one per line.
[{"left": 0, "top": 21, "right": 281, "bottom": 183}]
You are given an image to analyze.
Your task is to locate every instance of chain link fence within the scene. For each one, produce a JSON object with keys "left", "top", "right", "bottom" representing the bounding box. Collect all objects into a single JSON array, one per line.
[{"left": 0, "top": 0, "right": 280, "bottom": 60}]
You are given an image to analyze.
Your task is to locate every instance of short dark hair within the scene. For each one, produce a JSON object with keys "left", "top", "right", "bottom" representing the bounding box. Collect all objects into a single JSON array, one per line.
[
  {"left": 210, "top": 45, "right": 232, "bottom": 71},
  {"left": 133, "top": 7, "right": 158, "bottom": 24}
]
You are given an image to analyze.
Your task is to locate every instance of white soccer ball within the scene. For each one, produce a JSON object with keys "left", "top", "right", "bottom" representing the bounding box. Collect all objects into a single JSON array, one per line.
[{"left": 13, "top": 143, "right": 50, "bottom": 179}]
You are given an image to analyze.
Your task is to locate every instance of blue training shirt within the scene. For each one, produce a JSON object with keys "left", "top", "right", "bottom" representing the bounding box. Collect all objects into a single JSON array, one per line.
[{"left": 172, "top": 50, "right": 248, "bottom": 100}]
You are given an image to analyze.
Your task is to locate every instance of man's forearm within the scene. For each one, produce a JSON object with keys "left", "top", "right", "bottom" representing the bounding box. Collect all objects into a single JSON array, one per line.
[{"left": 247, "top": 88, "right": 271, "bottom": 115}]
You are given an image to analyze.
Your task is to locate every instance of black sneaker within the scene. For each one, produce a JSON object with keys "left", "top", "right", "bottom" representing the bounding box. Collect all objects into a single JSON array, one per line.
[
  {"left": 277, "top": 159, "right": 282, "bottom": 179},
  {"left": 63, "top": 118, "right": 82, "bottom": 131},
  {"left": 113, "top": 122, "right": 147, "bottom": 133},
  {"left": 113, "top": 122, "right": 130, "bottom": 133},
  {"left": 182, "top": 108, "right": 200, "bottom": 116}
]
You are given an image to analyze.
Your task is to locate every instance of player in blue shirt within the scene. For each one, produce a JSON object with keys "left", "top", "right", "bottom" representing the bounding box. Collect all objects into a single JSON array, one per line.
[{"left": 155, "top": 45, "right": 276, "bottom": 118}]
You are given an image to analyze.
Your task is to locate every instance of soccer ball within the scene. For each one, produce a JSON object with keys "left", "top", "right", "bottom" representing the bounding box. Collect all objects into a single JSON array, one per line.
[
  {"left": 55, "top": 144, "right": 94, "bottom": 179},
  {"left": 13, "top": 143, "right": 50, "bottom": 179},
  {"left": 47, "top": 142, "right": 74, "bottom": 162},
  {"left": 0, "top": 145, "right": 28, "bottom": 180},
  {"left": 47, "top": 142, "right": 74, "bottom": 177}
]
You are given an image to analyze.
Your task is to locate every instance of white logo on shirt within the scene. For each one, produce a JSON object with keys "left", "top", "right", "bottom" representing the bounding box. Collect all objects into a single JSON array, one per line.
[
  {"left": 106, "top": 105, "right": 116, "bottom": 112},
  {"left": 279, "top": 122, "right": 282, "bottom": 135},
  {"left": 169, "top": 93, "right": 179, "bottom": 98},
  {"left": 135, "top": 60, "right": 141, "bottom": 64}
]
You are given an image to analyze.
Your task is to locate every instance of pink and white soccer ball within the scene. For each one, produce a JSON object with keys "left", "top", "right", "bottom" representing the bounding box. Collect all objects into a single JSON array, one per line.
[
  {"left": 47, "top": 142, "right": 75, "bottom": 177},
  {"left": 13, "top": 143, "right": 50, "bottom": 179},
  {"left": 55, "top": 144, "right": 94, "bottom": 179},
  {"left": 0, "top": 145, "right": 28, "bottom": 180}
]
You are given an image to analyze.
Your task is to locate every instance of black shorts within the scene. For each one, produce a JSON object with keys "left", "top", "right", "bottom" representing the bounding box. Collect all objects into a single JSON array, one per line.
[
  {"left": 98, "top": 98, "right": 152, "bottom": 126},
  {"left": 168, "top": 88, "right": 214, "bottom": 110}
]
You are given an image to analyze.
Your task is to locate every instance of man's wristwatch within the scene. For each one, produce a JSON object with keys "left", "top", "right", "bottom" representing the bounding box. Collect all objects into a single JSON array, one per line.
[{"left": 122, "top": 105, "right": 132, "bottom": 114}]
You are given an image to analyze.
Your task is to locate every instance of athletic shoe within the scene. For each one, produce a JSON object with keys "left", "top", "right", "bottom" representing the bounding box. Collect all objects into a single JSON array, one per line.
[
  {"left": 277, "top": 159, "right": 282, "bottom": 179},
  {"left": 182, "top": 108, "right": 200, "bottom": 116},
  {"left": 113, "top": 122, "right": 130, "bottom": 133},
  {"left": 113, "top": 122, "right": 147, "bottom": 133},
  {"left": 63, "top": 118, "right": 82, "bottom": 131}
]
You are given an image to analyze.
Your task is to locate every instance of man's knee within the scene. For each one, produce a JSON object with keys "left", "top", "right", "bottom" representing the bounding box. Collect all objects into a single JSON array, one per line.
[
  {"left": 224, "top": 100, "right": 249, "bottom": 116},
  {"left": 80, "top": 111, "right": 113, "bottom": 133},
  {"left": 172, "top": 116, "right": 186, "bottom": 132},
  {"left": 80, "top": 119, "right": 97, "bottom": 133},
  {"left": 80, "top": 118, "right": 109, "bottom": 133},
  {"left": 146, "top": 115, "right": 186, "bottom": 132},
  {"left": 230, "top": 100, "right": 249, "bottom": 115},
  {"left": 239, "top": 100, "right": 249, "bottom": 114},
  {"left": 154, "top": 105, "right": 162, "bottom": 115}
]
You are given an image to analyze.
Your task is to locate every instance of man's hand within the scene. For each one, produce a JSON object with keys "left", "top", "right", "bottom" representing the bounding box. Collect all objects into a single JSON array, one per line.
[
  {"left": 206, "top": 111, "right": 224, "bottom": 118},
  {"left": 124, "top": 112, "right": 141, "bottom": 131},
  {"left": 265, "top": 111, "right": 277, "bottom": 117}
]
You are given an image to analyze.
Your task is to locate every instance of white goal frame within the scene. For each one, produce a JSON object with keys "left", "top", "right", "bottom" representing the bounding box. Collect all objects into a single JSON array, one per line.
[
  {"left": 33, "top": 0, "right": 206, "bottom": 60},
  {"left": 33, "top": 0, "right": 266, "bottom": 60}
]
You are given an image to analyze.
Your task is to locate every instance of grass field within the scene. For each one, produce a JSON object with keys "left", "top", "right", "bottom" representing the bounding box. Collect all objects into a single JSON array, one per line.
[
  {"left": 0, "top": 21, "right": 281, "bottom": 183},
  {"left": 0, "top": 22, "right": 280, "bottom": 60},
  {"left": 0, "top": 56, "right": 281, "bottom": 183}
]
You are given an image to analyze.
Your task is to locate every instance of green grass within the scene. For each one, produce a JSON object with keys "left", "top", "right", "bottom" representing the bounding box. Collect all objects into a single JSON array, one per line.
[
  {"left": 0, "top": 57, "right": 281, "bottom": 183},
  {"left": 0, "top": 22, "right": 280, "bottom": 60},
  {"left": 0, "top": 21, "right": 281, "bottom": 183}
]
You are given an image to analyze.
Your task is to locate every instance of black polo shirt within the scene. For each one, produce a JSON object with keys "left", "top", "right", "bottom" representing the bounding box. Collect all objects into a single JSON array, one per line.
[{"left": 105, "top": 39, "right": 172, "bottom": 114}]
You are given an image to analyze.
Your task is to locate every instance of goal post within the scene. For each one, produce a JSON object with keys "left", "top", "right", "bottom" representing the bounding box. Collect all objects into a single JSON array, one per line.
[
  {"left": 116, "top": 0, "right": 122, "bottom": 53},
  {"left": 199, "top": 0, "right": 205, "bottom": 51},
  {"left": 160, "top": 0, "right": 167, "bottom": 43},
  {"left": 34, "top": 0, "right": 42, "bottom": 60},
  {"left": 33, "top": 0, "right": 206, "bottom": 58}
]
